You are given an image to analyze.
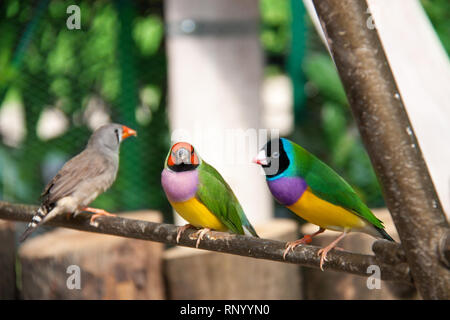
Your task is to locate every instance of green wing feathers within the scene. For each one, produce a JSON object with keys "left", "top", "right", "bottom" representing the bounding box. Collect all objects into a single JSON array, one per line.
[
  {"left": 196, "top": 161, "right": 259, "bottom": 237},
  {"left": 292, "top": 144, "right": 385, "bottom": 230}
]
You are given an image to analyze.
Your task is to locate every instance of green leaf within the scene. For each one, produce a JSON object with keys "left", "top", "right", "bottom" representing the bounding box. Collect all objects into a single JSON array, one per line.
[{"left": 303, "top": 54, "right": 348, "bottom": 106}]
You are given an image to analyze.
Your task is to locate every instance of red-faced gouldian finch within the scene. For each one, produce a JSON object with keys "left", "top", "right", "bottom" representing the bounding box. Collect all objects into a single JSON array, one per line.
[
  {"left": 20, "top": 123, "right": 137, "bottom": 242},
  {"left": 254, "top": 138, "right": 394, "bottom": 270},
  {"left": 161, "top": 142, "right": 259, "bottom": 247}
]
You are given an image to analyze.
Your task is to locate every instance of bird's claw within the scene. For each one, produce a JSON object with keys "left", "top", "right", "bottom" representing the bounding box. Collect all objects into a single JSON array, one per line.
[
  {"left": 86, "top": 208, "right": 116, "bottom": 225},
  {"left": 317, "top": 248, "right": 330, "bottom": 271},
  {"left": 192, "top": 228, "right": 211, "bottom": 248},
  {"left": 282, "top": 235, "right": 312, "bottom": 260},
  {"left": 176, "top": 224, "right": 193, "bottom": 243},
  {"left": 90, "top": 220, "right": 99, "bottom": 228},
  {"left": 316, "top": 231, "right": 347, "bottom": 271},
  {"left": 283, "top": 243, "right": 296, "bottom": 260}
]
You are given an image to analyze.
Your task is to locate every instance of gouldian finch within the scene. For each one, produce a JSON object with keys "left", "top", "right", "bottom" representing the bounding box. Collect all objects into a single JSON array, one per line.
[
  {"left": 20, "top": 124, "right": 137, "bottom": 241},
  {"left": 161, "top": 142, "right": 259, "bottom": 247},
  {"left": 254, "top": 138, "right": 394, "bottom": 270}
]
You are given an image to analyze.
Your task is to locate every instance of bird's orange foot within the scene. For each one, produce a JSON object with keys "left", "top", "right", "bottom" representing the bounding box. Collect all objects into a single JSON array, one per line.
[
  {"left": 283, "top": 235, "right": 313, "bottom": 259},
  {"left": 176, "top": 224, "right": 194, "bottom": 243},
  {"left": 83, "top": 207, "right": 116, "bottom": 225},
  {"left": 283, "top": 228, "right": 326, "bottom": 260},
  {"left": 192, "top": 228, "right": 211, "bottom": 248}
]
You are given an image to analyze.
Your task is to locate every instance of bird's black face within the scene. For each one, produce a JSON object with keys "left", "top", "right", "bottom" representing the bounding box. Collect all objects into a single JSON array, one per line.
[{"left": 254, "top": 138, "right": 289, "bottom": 178}]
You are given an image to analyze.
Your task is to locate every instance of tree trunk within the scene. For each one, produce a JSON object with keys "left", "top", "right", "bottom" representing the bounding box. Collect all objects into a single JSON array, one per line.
[
  {"left": 302, "top": 209, "right": 418, "bottom": 299},
  {"left": 311, "top": 0, "right": 450, "bottom": 299}
]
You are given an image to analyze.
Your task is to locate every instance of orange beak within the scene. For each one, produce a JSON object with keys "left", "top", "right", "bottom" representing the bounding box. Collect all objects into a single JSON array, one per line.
[{"left": 121, "top": 126, "right": 137, "bottom": 140}]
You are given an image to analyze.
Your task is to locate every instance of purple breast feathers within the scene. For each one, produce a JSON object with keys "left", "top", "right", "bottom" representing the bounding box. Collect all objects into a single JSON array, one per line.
[
  {"left": 161, "top": 169, "right": 199, "bottom": 203},
  {"left": 267, "top": 176, "right": 308, "bottom": 206}
]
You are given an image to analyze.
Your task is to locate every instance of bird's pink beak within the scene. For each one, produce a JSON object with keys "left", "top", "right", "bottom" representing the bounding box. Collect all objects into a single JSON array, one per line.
[
  {"left": 253, "top": 150, "right": 268, "bottom": 166},
  {"left": 122, "top": 126, "right": 137, "bottom": 140}
]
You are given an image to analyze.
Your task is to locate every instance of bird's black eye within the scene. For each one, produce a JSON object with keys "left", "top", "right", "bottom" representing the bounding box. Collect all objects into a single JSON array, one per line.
[
  {"left": 114, "top": 129, "right": 120, "bottom": 142},
  {"left": 191, "top": 148, "right": 194, "bottom": 155}
]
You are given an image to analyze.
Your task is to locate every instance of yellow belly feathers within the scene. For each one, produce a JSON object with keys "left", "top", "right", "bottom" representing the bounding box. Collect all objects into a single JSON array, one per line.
[
  {"left": 287, "top": 188, "right": 368, "bottom": 232},
  {"left": 170, "top": 197, "right": 228, "bottom": 231}
]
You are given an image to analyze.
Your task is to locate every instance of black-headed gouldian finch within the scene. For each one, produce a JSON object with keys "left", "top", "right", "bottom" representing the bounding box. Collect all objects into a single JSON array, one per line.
[
  {"left": 254, "top": 138, "right": 394, "bottom": 270},
  {"left": 20, "top": 123, "right": 137, "bottom": 241},
  {"left": 161, "top": 142, "right": 259, "bottom": 247}
]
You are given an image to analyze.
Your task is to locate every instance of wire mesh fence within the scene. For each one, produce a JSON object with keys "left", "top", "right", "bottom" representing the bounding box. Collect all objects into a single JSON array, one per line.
[
  {"left": 1, "top": 0, "right": 446, "bottom": 229},
  {"left": 0, "top": 0, "right": 171, "bottom": 228}
]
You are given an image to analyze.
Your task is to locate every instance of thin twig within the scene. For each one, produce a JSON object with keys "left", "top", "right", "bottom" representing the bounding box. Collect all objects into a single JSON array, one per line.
[{"left": 0, "top": 201, "right": 412, "bottom": 284}]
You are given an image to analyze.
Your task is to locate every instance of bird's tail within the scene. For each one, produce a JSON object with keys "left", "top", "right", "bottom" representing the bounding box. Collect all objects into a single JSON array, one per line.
[
  {"left": 20, "top": 206, "right": 48, "bottom": 242},
  {"left": 375, "top": 226, "right": 395, "bottom": 242},
  {"left": 242, "top": 218, "right": 259, "bottom": 238}
]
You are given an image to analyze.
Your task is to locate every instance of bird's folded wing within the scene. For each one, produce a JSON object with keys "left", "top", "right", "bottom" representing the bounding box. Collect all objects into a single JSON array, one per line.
[
  {"left": 304, "top": 163, "right": 384, "bottom": 229},
  {"left": 41, "top": 150, "right": 108, "bottom": 206},
  {"left": 196, "top": 162, "right": 247, "bottom": 235}
]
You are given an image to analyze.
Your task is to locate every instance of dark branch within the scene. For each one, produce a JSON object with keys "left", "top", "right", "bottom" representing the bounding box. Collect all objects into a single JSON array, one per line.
[{"left": 0, "top": 201, "right": 412, "bottom": 284}]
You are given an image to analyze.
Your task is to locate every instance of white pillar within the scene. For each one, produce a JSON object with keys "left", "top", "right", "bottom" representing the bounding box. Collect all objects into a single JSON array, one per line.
[{"left": 165, "top": 0, "right": 273, "bottom": 225}]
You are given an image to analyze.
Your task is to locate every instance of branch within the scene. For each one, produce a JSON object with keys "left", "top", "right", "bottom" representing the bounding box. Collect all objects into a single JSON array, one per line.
[
  {"left": 312, "top": 0, "right": 450, "bottom": 299},
  {"left": 0, "top": 201, "right": 412, "bottom": 284}
]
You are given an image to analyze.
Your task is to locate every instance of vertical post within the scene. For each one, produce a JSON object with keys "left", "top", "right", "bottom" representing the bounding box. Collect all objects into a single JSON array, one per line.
[
  {"left": 164, "top": 0, "right": 273, "bottom": 225},
  {"left": 311, "top": 0, "right": 449, "bottom": 299}
]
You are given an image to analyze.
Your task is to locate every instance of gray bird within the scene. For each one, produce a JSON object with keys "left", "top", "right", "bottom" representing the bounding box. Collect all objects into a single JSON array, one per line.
[{"left": 20, "top": 123, "right": 137, "bottom": 242}]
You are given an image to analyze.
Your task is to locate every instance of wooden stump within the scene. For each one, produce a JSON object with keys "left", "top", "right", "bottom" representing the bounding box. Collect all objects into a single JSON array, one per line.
[
  {"left": 19, "top": 211, "right": 165, "bottom": 300},
  {"left": 302, "top": 208, "right": 418, "bottom": 299},
  {"left": 0, "top": 220, "right": 16, "bottom": 299},
  {"left": 164, "top": 219, "right": 302, "bottom": 299}
]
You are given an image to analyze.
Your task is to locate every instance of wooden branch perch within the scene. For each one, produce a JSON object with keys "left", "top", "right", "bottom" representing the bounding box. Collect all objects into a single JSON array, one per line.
[{"left": 0, "top": 201, "right": 412, "bottom": 284}]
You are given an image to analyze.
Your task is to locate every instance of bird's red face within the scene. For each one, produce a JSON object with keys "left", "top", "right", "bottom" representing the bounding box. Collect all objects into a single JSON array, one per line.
[
  {"left": 121, "top": 126, "right": 137, "bottom": 140},
  {"left": 167, "top": 142, "right": 200, "bottom": 170}
]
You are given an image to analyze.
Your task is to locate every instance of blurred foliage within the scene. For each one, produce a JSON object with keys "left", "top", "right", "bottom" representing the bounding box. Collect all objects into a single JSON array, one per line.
[
  {"left": 0, "top": 0, "right": 171, "bottom": 224},
  {"left": 421, "top": 0, "right": 450, "bottom": 54},
  {"left": 259, "top": 0, "right": 448, "bottom": 209},
  {"left": 260, "top": 0, "right": 291, "bottom": 58},
  {"left": 0, "top": 0, "right": 447, "bottom": 224}
]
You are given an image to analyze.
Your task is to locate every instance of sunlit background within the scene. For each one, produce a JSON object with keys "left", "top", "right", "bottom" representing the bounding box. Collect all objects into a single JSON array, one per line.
[{"left": 0, "top": 0, "right": 448, "bottom": 225}]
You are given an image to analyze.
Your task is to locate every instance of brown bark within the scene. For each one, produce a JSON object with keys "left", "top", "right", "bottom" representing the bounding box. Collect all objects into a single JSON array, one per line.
[
  {"left": 0, "top": 201, "right": 413, "bottom": 283},
  {"left": 0, "top": 220, "right": 16, "bottom": 299},
  {"left": 312, "top": 0, "right": 450, "bottom": 299},
  {"left": 164, "top": 219, "right": 302, "bottom": 299},
  {"left": 302, "top": 209, "right": 417, "bottom": 299},
  {"left": 19, "top": 211, "right": 165, "bottom": 299}
]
